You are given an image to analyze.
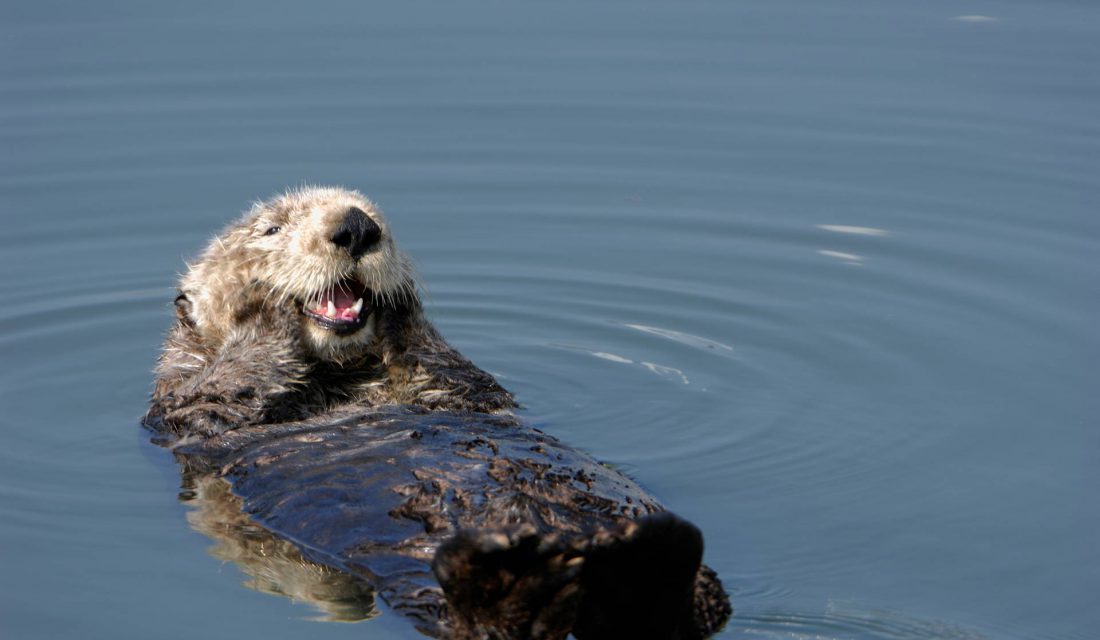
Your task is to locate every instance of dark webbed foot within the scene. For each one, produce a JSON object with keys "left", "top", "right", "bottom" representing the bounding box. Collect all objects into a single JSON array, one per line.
[
  {"left": 572, "top": 513, "right": 707, "bottom": 640},
  {"left": 434, "top": 514, "right": 728, "bottom": 640},
  {"left": 433, "top": 525, "right": 583, "bottom": 640}
]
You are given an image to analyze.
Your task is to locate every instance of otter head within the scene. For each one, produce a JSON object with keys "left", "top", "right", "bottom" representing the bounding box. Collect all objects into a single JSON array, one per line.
[{"left": 180, "top": 186, "right": 417, "bottom": 360}]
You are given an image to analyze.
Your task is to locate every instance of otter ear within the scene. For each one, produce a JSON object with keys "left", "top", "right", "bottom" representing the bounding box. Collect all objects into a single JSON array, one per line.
[{"left": 174, "top": 292, "right": 196, "bottom": 326}]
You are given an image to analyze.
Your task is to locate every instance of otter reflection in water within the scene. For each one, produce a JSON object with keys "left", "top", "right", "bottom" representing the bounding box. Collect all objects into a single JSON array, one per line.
[
  {"left": 145, "top": 187, "right": 731, "bottom": 638},
  {"left": 182, "top": 473, "right": 380, "bottom": 622}
]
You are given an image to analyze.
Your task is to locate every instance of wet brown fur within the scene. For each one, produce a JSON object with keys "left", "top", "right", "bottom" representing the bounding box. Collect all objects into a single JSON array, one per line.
[{"left": 147, "top": 187, "right": 513, "bottom": 436}]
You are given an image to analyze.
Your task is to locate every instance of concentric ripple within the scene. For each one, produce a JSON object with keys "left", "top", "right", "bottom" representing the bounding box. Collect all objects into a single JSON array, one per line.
[{"left": 2, "top": 2, "right": 1098, "bottom": 639}]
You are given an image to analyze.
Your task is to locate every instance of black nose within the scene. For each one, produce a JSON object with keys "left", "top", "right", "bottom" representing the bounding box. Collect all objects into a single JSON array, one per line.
[{"left": 330, "top": 207, "right": 382, "bottom": 260}]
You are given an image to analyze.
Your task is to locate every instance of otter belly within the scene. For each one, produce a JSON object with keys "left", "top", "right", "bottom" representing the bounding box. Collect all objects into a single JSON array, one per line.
[{"left": 174, "top": 406, "right": 662, "bottom": 560}]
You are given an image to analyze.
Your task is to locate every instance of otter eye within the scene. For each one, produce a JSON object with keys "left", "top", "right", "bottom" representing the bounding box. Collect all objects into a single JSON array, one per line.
[{"left": 263, "top": 226, "right": 281, "bottom": 236}]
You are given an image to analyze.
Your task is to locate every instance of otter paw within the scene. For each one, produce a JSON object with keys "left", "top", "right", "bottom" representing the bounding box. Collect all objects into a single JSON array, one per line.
[
  {"left": 433, "top": 525, "right": 583, "bottom": 640},
  {"left": 233, "top": 284, "right": 304, "bottom": 335},
  {"left": 572, "top": 513, "right": 705, "bottom": 640},
  {"left": 166, "top": 403, "right": 238, "bottom": 438}
]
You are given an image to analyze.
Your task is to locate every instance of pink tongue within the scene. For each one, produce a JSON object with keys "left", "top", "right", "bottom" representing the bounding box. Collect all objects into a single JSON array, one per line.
[
  {"left": 315, "top": 284, "right": 365, "bottom": 321},
  {"left": 330, "top": 287, "right": 358, "bottom": 309}
]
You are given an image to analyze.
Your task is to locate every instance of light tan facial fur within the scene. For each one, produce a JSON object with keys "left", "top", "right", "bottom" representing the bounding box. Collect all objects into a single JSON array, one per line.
[{"left": 180, "top": 186, "right": 417, "bottom": 360}]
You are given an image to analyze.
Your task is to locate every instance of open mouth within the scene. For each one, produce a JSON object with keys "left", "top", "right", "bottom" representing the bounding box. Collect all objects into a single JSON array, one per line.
[{"left": 302, "top": 277, "right": 373, "bottom": 336}]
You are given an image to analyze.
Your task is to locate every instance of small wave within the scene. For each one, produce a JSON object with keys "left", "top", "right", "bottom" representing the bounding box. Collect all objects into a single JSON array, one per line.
[
  {"left": 591, "top": 351, "right": 633, "bottom": 364},
  {"left": 952, "top": 15, "right": 999, "bottom": 23},
  {"left": 623, "top": 323, "right": 734, "bottom": 352},
  {"left": 817, "top": 249, "right": 864, "bottom": 265},
  {"left": 816, "top": 225, "right": 890, "bottom": 237},
  {"left": 553, "top": 345, "right": 693, "bottom": 385},
  {"left": 640, "top": 362, "right": 689, "bottom": 385}
]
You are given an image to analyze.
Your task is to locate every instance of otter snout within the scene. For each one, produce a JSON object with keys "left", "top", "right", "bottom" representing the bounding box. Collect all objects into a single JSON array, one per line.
[{"left": 330, "top": 207, "right": 382, "bottom": 260}]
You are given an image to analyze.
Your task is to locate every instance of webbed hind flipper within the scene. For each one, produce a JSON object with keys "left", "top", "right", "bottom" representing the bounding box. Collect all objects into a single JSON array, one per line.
[
  {"left": 572, "top": 512, "right": 707, "bottom": 640},
  {"left": 433, "top": 525, "right": 583, "bottom": 640},
  {"left": 434, "top": 513, "right": 729, "bottom": 640}
]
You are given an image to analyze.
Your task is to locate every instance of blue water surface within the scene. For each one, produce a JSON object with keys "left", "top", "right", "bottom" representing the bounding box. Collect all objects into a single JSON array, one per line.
[{"left": 1, "top": 2, "right": 1097, "bottom": 639}]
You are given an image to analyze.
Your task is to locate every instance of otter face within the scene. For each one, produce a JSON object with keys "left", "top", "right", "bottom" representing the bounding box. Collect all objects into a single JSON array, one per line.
[{"left": 181, "top": 186, "right": 417, "bottom": 359}]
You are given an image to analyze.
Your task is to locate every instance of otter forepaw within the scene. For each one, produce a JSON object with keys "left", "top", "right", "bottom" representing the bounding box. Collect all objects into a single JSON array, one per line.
[
  {"left": 165, "top": 403, "right": 239, "bottom": 438},
  {"left": 232, "top": 283, "right": 306, "bottom": 337}
]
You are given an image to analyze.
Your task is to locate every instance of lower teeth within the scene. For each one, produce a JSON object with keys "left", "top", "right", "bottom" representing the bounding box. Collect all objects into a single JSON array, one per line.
[{"left": 311, "top": 294, "right": 366, "bottom": 323}]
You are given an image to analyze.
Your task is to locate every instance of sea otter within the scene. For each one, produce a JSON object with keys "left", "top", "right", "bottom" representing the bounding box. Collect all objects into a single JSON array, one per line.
[{"left": 144, "top": 186, "right": 731, "bottom": 639}]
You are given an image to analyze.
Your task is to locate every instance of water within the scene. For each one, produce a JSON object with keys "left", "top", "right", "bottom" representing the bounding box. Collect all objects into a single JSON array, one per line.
[{"left": 1, "top": 2, "right": 1097, "bottom": 638}]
